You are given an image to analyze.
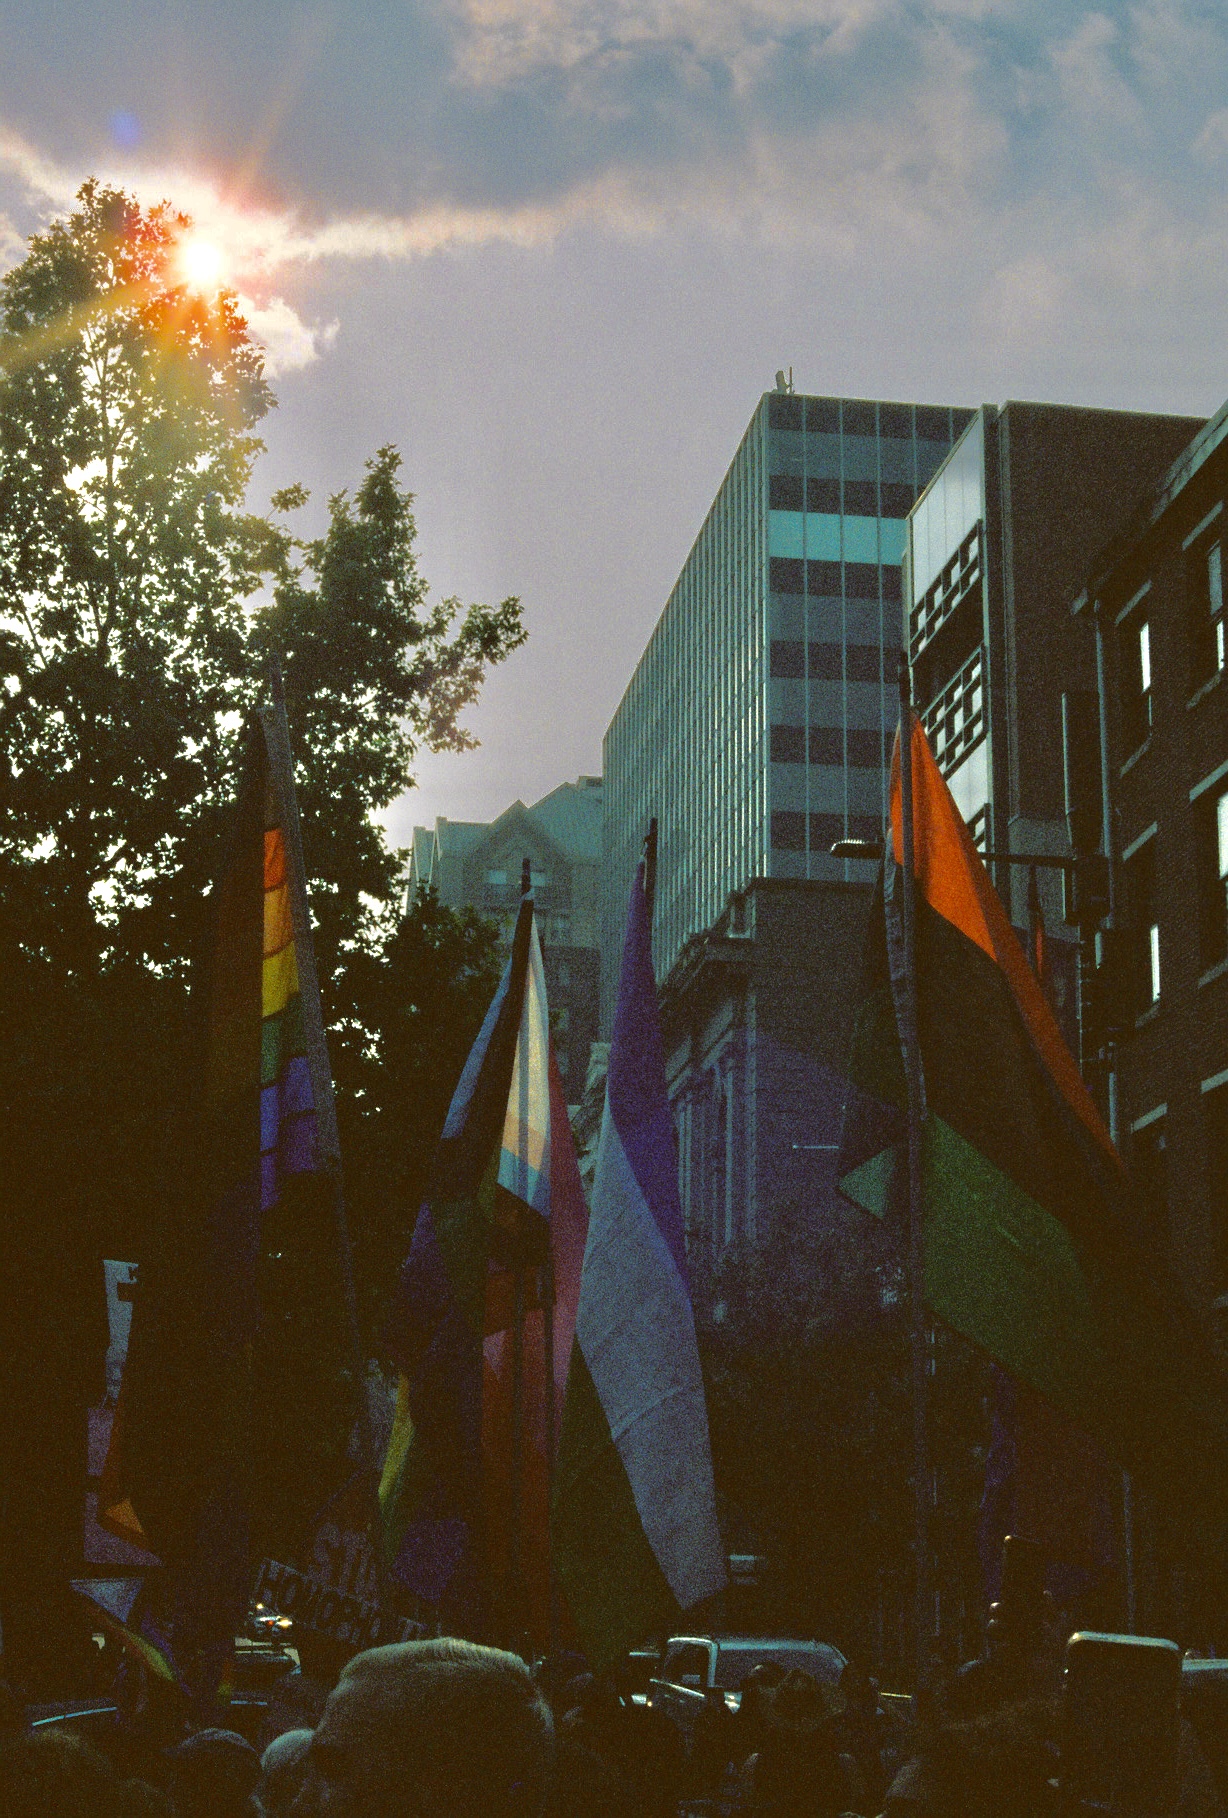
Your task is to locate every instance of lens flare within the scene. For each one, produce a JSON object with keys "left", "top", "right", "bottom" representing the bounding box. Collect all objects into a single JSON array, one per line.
[{"left": 178, "top": 236, "right": 225, "bottom": 294}]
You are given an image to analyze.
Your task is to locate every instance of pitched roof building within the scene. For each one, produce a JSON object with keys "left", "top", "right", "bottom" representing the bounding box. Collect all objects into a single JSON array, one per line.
[{"left": 411, "top": 776, "right": 603, "bottom": 1094}]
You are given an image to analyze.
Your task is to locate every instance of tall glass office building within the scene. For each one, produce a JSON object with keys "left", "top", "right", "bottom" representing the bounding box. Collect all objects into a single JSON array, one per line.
[{"left": 603, "top": 388, "right": 974, "bottom": 1025}]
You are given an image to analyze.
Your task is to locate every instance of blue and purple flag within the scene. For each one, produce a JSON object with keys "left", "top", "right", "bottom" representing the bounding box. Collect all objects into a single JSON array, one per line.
[{"left": 552, "top": 860, "right": 726, "bottom": 1669}]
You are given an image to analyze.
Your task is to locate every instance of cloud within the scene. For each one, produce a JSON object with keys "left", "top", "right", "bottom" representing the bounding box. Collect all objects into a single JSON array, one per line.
[
  {"left": 0, "top": 212, "right": 25, "bottom": 272},
  {"left": 1193, "top": 106, "right": 1228, "bottom": 163},
  {"left": 0, "top": 0, "right": 1224, "bottom": 378},
  {"left": 239, "top": 295, "right": 338, "bottom": 375}
]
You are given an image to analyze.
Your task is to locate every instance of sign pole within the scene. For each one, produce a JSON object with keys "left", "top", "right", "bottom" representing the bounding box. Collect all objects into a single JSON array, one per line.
[{"left": 262, "top": 655, "right": 393, "bottom": 1615}]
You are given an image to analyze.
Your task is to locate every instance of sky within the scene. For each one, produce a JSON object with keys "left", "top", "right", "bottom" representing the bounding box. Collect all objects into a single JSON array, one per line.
[{"left": 2, "top": 0, "right": 1227, "bottom": 854}]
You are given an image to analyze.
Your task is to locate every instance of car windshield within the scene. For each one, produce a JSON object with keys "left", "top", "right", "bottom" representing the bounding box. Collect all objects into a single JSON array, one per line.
[{"left": 713, "top": 1643, "right": 844, "bottom": 1690}]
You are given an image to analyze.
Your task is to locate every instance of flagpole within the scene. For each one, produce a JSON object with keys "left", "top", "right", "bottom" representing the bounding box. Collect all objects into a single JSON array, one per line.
[
  {"left": 262, "top": 656, "right": 393, "bottom": 1616},
  {"left": 506, "top": 857, "right": 533, "bottom": 1646},
  {"left": 541, "top": 1239, "right": 558, "bottom": 1655},
  {"left": 897, "top": 658, "right": 934, "bottom": 1693},
  {"left": 643, "top": 818, "right": 658, "bottom": 923},
  {"left": 1093, "top": 603, "right": 1137, "bottom": 1633}
]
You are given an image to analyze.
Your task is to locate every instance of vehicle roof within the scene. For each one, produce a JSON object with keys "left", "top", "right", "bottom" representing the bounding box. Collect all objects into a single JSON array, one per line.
[{"left": 666, "top": 1635, "right": 842, "bottom": 1651}]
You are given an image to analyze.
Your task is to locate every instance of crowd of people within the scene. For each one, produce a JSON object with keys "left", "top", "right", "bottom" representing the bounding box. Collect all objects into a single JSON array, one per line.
[{"left": 0, "top": 1550, "right": 1226, "bottom": 1818}]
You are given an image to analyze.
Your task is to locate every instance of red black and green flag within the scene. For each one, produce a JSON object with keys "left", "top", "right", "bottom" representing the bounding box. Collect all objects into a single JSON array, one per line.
[{"left": 839, "top": 715, "right": 1228, "bottom": 1527}]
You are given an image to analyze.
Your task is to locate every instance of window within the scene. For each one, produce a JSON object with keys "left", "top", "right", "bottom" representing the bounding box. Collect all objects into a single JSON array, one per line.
[
  {"left": 770, "top": 556, "right": 804, "bottom": 594},
  {"left": 808, "top": 642, "right": 842, "bottom": 681},
  {"left": 846, "top": 644, "right": 882, "bottom": 683},
  {"left": 882, "top": 567, "right": 903, "bottom": 605},
  {"left": 805, "top": 398, "right": 840, "bottom": 433},
  {"left": 810, "top": 812, "right": 842, "bottom": 851},
  {"left": 843, "top": 479, "right": 877, "bottom": 516},
  {"left": 768, "top": 393, "right": 803, "bottom": 430},
  {"left": 914, "top": 405, "right": 950, "bottom": 441},
  {"left": 879, "top": 403, "right": 912, "bottom": 439},
  {"left": 770, "top": 640, "right": 805, "bottom": 679},
  {"left": 807, "top": 559, "right": 841, "bottom": 597},
  {"left": 771, "top": 723, "right": 805, "bottom": 762},
  {"left": 809, "top": 725, "right": 841, "bottom": 765},
  {"left": 842, "top": 400, "right": 876, "bottom": 436},
  {"left": 849, "top": 814, "right": 883, "bottom": 845},
  {"left": 486, "top": 868, "right": 507, "bottom": 888},
  {"left": 1198, "top": 789, "right": 1228, "bottom": 970},
  {"left": 881, "top": 481, "right": 915, "bottom": 518},
  {"left": 847, "top": 728, "right": 882, "bottom": 766},
  {"left": 807, "top": 476, "right": 840, "bottom": 514},
  {"left": 1124, "top": 834, "right": 1159, "bottom": 1011},
  {"left": 771, "top": 810, "right": 805, "bottom": 850},
  {"left": 1187, "top": 536, "right": 1225, "bottom": 689},
  {"left": 1120, "top": 615, "right": 1152, "bottom": 752},
  {"left": 769, "top": 473, "right": 803, "bottom": 511},
  {"left": 845, "top": 563, "right": 880, "bottom": 600}
]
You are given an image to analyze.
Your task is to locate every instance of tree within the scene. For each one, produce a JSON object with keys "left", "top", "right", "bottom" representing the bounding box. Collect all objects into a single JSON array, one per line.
[
  {"left": 0, "top": 181, "right": 525, "bottom": 985},
  {"left": 329, "top": 885, "right": 506, "bottom": 1333},
  {"left": 0, "top": 181, "right": 525, "bottom": 1254},
  {"left": 0, "top": 183, "right": 524, "bottom": 1683}
]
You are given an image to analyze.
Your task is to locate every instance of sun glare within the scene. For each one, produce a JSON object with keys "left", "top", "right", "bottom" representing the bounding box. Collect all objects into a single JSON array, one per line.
[{"left": 178, "top": 235, "right": 226, "bottom": 294}]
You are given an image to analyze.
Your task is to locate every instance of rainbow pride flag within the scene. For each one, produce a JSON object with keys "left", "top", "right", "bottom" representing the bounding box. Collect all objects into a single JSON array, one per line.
[
  {"left": 101, "top": 717, "right": 328, "bottom": 1697},
  {"left": 261, "top": 792, "right": 318, "bottom": 1211},
  {"left": 380, "top": 893, "right": 590, "bottom": 1643}
]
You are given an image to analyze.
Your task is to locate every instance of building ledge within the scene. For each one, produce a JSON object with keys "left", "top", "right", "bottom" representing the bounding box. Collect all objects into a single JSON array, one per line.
[
  {"left": 1199, "top": 955, "right": 1228, "bottom": 990},
  {"left": 1188, "top": 669, "right": 1225, "bottom": 712},
  {"left": 1120, "top": 738, "right": 1151, "bottom": 778}
]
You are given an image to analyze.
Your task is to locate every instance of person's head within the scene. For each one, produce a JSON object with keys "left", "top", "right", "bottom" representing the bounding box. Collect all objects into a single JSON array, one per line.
[
  {"left": 927, "top": 1694, "right": 1057, "bottom": 1818},
  {"left": 738, "top": 1662, "right": 787, "bottom": 1716},
  {"left": 165, "top": 1726, "right": 262, "bottom": 1818},
  {"left": 261, "top": 1728, "right": 315, "bottom": 1816},
  {"left": 290, "top": 1638, "right": 554, "bottom": 1818},
  {"left": 0, "top": 1730, "right": 122, "bottom": 1818},
  {"left": 838, "top": 1660, "right": 876, "bottom": 1710}
]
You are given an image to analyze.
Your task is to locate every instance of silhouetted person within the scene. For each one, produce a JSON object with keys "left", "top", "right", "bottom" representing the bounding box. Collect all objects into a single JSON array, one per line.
[
  {"left": 749, "top": 1670, "right": 863, "bottom": 1818},
  {"left": 289, "top": 1638, "right": 553, "bottom": 1818},
  {"left": 838, "top": 1659, "right": 888, "bottom": 1811},
  {"left": 951, "top": 1535, "right": 1061, "bottom": 1718},
  {"left": 165, "top": 1726, "right": 262, "bottom": 1818},
  {"left": 0, "top": 1121, "right": 108, "bottom": 1698}
]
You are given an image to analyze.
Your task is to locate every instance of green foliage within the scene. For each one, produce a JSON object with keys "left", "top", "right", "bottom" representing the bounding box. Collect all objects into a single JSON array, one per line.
[
  {"left": 0, "top": 180, "right": 525, "bottom": 984},
  {"left": 0, "top": 181, "right": 524, "bottom": 1278},
  {"left": 331, "top": 885, "right": 505, "bottom": 1334}
]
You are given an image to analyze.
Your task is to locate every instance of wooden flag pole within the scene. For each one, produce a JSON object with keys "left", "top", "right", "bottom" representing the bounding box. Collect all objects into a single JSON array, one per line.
[
  {"left": 262, "top": 655, "right": 393, "bottom": 1616},
  {"left": 897, "top": 658, "right": 935, "bottom": 1693}
]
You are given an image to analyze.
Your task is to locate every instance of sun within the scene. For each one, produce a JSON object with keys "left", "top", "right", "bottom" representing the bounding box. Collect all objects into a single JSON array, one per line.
[{"left": 177, "top": 235, "right": 226, "bottom": 294}]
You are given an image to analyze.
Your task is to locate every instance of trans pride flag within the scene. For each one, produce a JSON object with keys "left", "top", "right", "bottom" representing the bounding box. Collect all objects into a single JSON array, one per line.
[
  {"left": 100, "top": 718, "right": 325, "bottom": 1692},
  {"left": 380, "top": 895, "right": 588, "bottom": 1643},
  {"left": 379, "top": 899, "right": 535, "bottom": 1608},
  {"left": 552, "top": 861, "right": 725, "bottom": 1669}
]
